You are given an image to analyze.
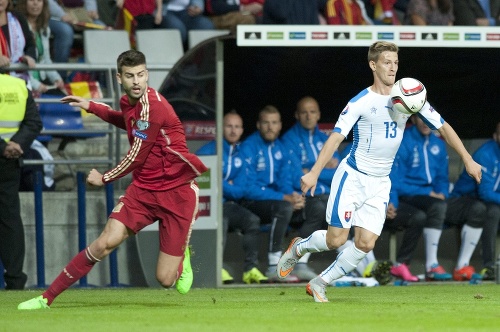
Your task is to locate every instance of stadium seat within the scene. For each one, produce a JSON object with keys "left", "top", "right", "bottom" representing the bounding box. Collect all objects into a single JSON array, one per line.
[
  {"left": 188, "top": 29, "right": 230, "bottom": 49},
  {"left": 135, "top": 29, "right": 184, "bottom": 90},
  {"left": 83, "top": 30, "right": 131, "bottom": 65}
]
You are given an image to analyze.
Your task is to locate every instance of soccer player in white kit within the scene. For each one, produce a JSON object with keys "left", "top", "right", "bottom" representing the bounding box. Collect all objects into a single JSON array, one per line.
[{"left": 276, "top": 41, "right": 483, "bottom": 302}]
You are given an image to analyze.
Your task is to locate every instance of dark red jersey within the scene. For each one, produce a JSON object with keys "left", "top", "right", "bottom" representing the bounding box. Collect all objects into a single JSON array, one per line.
[
  {"left": 88, "top": 88, "right": 208, "bottom": 191},
  {"left": 123, "top": 0, "right": 156, "bottom": 16}
]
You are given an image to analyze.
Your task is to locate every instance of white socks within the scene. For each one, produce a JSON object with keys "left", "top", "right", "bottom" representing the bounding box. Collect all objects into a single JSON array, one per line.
[
  {"left": 268, "top": 251, "right": 282, "bottom": 266},
  {"left": 424, "top": 227, "right": 443, "bottom": 271},
  {"left": 296, "top": 230, "right": 329, "bottom": 256},
  {"left": 456, "top": 225, "right": 483, "bottom": 269},
  {"left": 320, "top": 243, "right": 367, "bottom": 284}
]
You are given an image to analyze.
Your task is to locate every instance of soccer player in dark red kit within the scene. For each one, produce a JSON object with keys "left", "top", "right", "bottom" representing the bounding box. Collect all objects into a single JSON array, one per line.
[{"left": 18, "top": 49, "right": 208, "bottom": 310}]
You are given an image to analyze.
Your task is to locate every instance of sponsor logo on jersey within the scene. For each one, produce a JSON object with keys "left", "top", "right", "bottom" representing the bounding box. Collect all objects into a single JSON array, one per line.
[
  {"left": 421, "top": 33, "right": 437, "bottom": 41},
  {"left": 334, "top": 32, "right": 350, "bottom": 40},
  {"left": 267, "top": 32, "right": 284, "bottom": 39},
  {"left": 344, "top": 211, "right": 352, "bottom": 222},
  {"left": 133, "top": 129, "right": 148, "bottom": 140},
  {"left": 464, "top": 33, "right": 481, "bottom": 41},
  {"left": 289, "top": 32, "right": 306, "bottom": 39},
  {"left": 377, "top": 32, "right": 394, "bottom": 40},
  {"left": 312, "top": 32, "right": 328, "bottom": 39},
  {"left": 136, "top": 120, "right": 149, "bottom": 130},
  {"left": 245, "top": 32, "right": 261, "bottom": 40},
  {"left": 400, "top": 32, "right": 416, "bottom": 40}
]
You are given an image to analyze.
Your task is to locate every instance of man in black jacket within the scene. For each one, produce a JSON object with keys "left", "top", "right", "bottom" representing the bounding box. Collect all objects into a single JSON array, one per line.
[{"left": 0, "top": 74, "right": 43, "bottom": 289}]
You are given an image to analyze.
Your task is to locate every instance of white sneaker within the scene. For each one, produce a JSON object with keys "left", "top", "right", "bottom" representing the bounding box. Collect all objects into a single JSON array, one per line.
[
  {"left": 306, "top": 277, "right": 329, "bottom": 302},
  {"left": 266, "top": 266, "right": 300, "bottom": 283},
  {"left": 276, "top": 237, "right": 302, "bottom": 280}
]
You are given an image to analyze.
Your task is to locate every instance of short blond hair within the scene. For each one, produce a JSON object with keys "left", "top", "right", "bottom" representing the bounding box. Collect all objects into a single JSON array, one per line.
[{"left": 368, "top": 41, "right": 399, "bottom": 63}]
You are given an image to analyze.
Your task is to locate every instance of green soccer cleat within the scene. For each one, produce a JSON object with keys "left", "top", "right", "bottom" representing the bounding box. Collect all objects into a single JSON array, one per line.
[
  {"left": 221, "top": 268, "right": 234, "bottom": 284},
  {"left": 176, "top": 246, "right": 193, "bottom": 295},
  {"left": 18, "top": 295, "right": 50, "bottom": 310},
  {"left": 242, "top": 267, "right": 269, "bottom": 284}
]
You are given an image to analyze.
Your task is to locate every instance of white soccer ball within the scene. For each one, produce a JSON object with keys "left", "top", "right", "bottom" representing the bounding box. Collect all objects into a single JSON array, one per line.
[{"left": 390, "top": 77, "right": 427, "bottom": 115}]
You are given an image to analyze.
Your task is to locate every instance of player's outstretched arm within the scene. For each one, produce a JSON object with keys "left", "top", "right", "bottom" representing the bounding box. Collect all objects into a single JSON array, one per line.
[
  {"left": 438, "top": 122, "right": 482, "bottom": 184},
  {"left": 301, "top": 132, "right": 344, "bottom": 196},
  {"left": 60, "top": 95, "right": 90, "bottom": 112}
]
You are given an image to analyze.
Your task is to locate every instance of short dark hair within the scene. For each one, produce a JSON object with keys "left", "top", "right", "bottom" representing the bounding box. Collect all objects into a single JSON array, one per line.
[{"left": 117, "top": 50, "right": 146, "bottom": 74}]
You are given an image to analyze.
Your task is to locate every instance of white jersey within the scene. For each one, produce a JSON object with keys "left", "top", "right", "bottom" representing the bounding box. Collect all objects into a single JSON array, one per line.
[{"left": 334, "top": 87, "right": 444, "bottom": 177}]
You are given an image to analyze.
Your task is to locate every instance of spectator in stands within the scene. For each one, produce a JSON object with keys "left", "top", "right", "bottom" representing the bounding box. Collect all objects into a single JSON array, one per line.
[
  {"left": 161, "top": 0, "right": 214, "bottom": 47},
  {"left": 117, "top": 0, "right": 167, "bottom": 30},
  {"left": 17, "top": 0, "right": 65, "bottom": 96},
  {"left": 0, "top": 0, "right": 36, "bottom": 84},
  {"left": 240, "top": 105, "right": 303, "bottom": 283},
  {"left": 196, "top": 111, "right": 268, "bottom": 284},
  {"left": 450, "top": 122, "right": 500, "bottom": 281},
  {"left": 47, "top": 0, "right": 105, "bottom": 80},
  {"left": 325, "top": 0, "right": 373, "bottom": 24},
  {"left": 205, "top": 0, "right": 263, "bottom": 33},
  {"left": 404, "top": 0, "right": 454, "bottom": 25},
  {"left": 372, "top": 0, "right": 398, "bottom": 23},
  {"left": 396, "top": 115, "right": 485, "bottom": 281},
  {"left": 362, "top": 0, "right": 401, "bottom": 24},
  {"left": 55, "top": 0, "right": 106, "bottom": 27},
  {"left": 0, "top": 73, "right": 43, "bottom": 290},
  {"left": 281, "top": 96, "right": 341, "bottom": 281},
  {"left": 262, "top": 0, "right": 327, "bottom": 24},
  {"left": 453, "top": 0, "right": 500, "bottom": 26}
]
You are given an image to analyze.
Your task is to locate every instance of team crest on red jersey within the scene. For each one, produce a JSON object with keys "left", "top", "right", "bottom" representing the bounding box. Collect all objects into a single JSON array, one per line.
[{"left": 344, "top": 211, "right": 352, "bottom": 222}]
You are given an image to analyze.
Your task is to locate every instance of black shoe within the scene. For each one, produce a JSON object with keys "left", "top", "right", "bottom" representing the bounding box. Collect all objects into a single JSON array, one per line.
[
  {"left": 480, "top": 267, "right": 495, "bottom": 281},
  {"left": 5, "top": 272, "right": 27, "bottom": 290},
  {"left": 369, "top": 260, "right": 393, "bottom": 286}
]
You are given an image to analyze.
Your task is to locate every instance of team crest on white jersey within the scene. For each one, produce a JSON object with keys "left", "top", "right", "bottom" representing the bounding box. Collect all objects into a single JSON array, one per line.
[
  {"left": 344, "top": 211, "right": 352, "bottom": 222},
  {"left": 371, "top": 107, "right": 377, "bottom": 114}
]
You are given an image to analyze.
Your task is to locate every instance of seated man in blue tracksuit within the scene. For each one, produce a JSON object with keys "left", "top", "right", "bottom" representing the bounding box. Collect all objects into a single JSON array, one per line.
[
  {"left": 450, "top": 121, "right": 500, "bottom": 281},
  {"left": 396, "top": 114, "right": 485, "bottom": 281},
  {"left": 240, "top": 105, "right": 303, "bottom": 283},
  {"left": 280, "top": 96, "right": 341, "bottom": 281},
  {"left": 196, "top": 111, "right": 268, "bottom": 285}
]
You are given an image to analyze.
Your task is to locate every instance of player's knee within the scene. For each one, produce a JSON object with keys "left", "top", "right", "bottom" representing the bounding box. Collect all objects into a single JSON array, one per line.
[
  {"left": 325, "top": 234, "right": 346, "bottom": 250},
  {"left": 355, "top": 241, "right": 375, "bottom": 253}
]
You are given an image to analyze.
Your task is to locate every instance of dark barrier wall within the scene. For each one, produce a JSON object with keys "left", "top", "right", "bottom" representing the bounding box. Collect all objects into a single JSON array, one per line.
[{"left": 223, "top": 40, "right": 499, "bottom": 140}]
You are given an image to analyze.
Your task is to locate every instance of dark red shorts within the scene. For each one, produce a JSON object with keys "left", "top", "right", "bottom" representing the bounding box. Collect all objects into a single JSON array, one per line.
[{"left": 110, "top": 181, "right": 199, "bottom": 256}]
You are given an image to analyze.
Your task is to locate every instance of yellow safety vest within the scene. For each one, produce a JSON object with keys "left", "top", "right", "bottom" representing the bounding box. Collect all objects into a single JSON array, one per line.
[{"left": 0, "top": 74, "right": 28, "bottom": 142}]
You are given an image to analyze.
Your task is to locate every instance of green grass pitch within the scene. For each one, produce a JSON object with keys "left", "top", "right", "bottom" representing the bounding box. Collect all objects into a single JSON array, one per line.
[{"left": 3, "top": 284, "right": 500, "bottom": 331}]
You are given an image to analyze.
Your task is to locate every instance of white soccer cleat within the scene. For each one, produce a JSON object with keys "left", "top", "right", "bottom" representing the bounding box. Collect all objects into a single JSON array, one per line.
[
  {"left": 306, "top": 277, "right": 329, "bottom": 303},
  {"left": 276, "top": 237, "right": 302, "bottom": 280}
]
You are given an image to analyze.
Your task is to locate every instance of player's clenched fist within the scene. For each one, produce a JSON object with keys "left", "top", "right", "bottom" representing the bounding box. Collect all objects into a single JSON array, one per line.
[
  {"left": 300, "top": 172, "right": 318, "bottom": 197},
  {"left": 87, "top": 168, "right": 104, "bottom": 186}
]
